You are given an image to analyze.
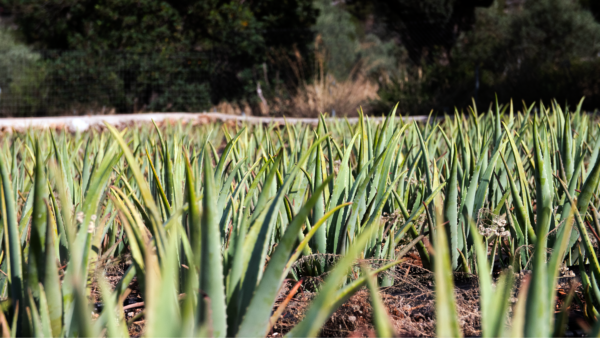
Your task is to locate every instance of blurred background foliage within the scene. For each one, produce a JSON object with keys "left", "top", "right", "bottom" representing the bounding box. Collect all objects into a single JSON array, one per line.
[{"left": 0, "top": 0, "right": 598, "bottom": 116}]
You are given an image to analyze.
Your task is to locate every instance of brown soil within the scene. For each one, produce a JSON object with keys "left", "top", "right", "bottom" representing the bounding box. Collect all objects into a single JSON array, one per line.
[
  {"left": 88, "top": 254, "right": 592, "bottom": 337},
  {"left": 266, "top": 262, "right": 591, "bottom": 337},
  {"left": 267, "top": 264, "right": 482, "bottom": 337},
  {"left": 89, "top": 256, "right": 146, "bottom": 337}
]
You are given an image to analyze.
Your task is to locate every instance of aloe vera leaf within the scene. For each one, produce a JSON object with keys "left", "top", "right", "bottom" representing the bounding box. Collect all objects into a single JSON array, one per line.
[
  {"left": 285, "top": 201, "right": 353, "bottom": 272},
  {"left": 375, "top": 104, "right": 397, "bottom": 158},
  {"left": 116, "top": 170, "right": 157, "bottom": 234},
  {"left": 248, "top": 156, "right": 280, "bottom": 224},
  {"left": 402, "top": 150, "right": 422, "bottom": 206},
  {"left": 69, "top": 275, "right": 94, "bottom": 337},
  {"left": 332, "top": 234, "right": 423, "bottom": 304},
  {"left": 49, "top": 163, "right": 74, "bottom": 247},
  {"left": 559, "top": 149, "right": 585, "bottom": 227},
  {"left": 590, "top": 316, "right": 600, "bottom": 338},
  {"left": 236, "top": 177, "right": 334, "bottom": 337},
  {"left": 286, "top": 225, "right": 378, "bottom": 337},
  {"left": 357, "top": 110, "right": 369, "bottom": 173},
  {"left": 547, "top": 182, "right": 576, "bottom": 302},
  {"left": 556, "top": 178, "right": 600, "bottom": 285},
  {"left": 50, "top": 131, "right": 72, "bottom": 210},
  {"left": 562, "top": 113, "right": 574, "bottom": 183},
  {"left": 524, "top": 117, "right": 553, "bottom": 338},
  {"left": 509, "top": 272, "right": 529, "bottom": 338},
  {"left": 180, "top": 233, "right": 200, "bottom": 338},
  {"left": 366, "top": 113, "right": 374, "bottom": 162},
  {"left": 27, "top": 290, "right": 45, "bottom": 337},
  {"left": 587, "top": 124, "right": 600, "bottom": 179},
  {"left": 347, "top": 157, "right": 375, "bottom": 204},
  {"left": 327, "top": 133, "right": 359, "bottom": 254},
  {"left": 445, "top": 146, "right": 459, "bottom": 269},
  {"left": 151, "top": 120, "right": 176, "bottom": 207},
  {"left": 223, "top": 157, "right": 259, "bottom": 282},
  {"left": 552, "top": 286, "right": 575, "bottom": 338},
  {"left": 77, "top": 143, "right": 122, "bottom": 267},
  {"left": 0, "top": 144, "right": 24, "bottom": 326},
  {"left": 215, "top": 127, "right": 246, "bottom": 186},
  {"left": 578, "top": 247, "right": 599, "bottom": 319},
  {"left": 48, "top": 182, "right": 69, "bottom": 260},
  {"left": 146, "top": 148, "right": 172, "bottom": 216},
  {"left": 42, "top": 200, "right": 62, "bottom": 337},
  {"left": 217, "top": 158, "right": 246, "bottom": 215},
  {"left": 225, "top": 203, "right": 251, "bottom": 335},
  {"left": 364, "top": 264, "right": 395, "bottom": 337},
  {"left": 312, "top": 143, "right": 326, "bottom": 255},
  {"left": 318, "top": 115, "right": 335, "bottom": 194},
  {"left": 434, "top": 198, "right": 462, "bottom": 338},
  {"left": 590, "top": 273, "right": 600, "bottom": 312},
  {"left": 18, "top": 183, "right": 34, "bottom": 247},
  {"left": 147, "top": 235, "right": 182, "bottom": 338},
  {"left": 494, "top": 96, "right": 503, "bottom": 148},
  {"left": 460, "top": 137, "right": 488, "bottom": 233},
  {"left": 196, "top": 147, "right": 228, "bottom": 337},
  {"left": 226, "top": 175, "right": 276, "bottom": 334},
  {"left": 473, "top": 139, "right": 506, "bottom": 218},
  {"left": 503, "top": 122, "right": 534, "bottom": 226},
  {"left": 27, "top": 140, "right": 48, "bottom": 299},
  {"left": 374, "top": 124, "right": 409, "bottom": 207},
  {"left": 470, "top": 219, "right": 515, "bottom": 337},
  {"left": 109, "top": 193, "right": 147, "bottom": 286},
  {"left": 34, "top": 283, "right": 53, "bottom": 338},
  {"left": 576, "top": 140, "right": 600, "bottom": 218},
  {"left": 98, "top": 277, "right": 128, "bottom": 338},
  {"left": 500, "top": 153, "right": 536, "bottom": 243},
  {"left": 343, "top": 152, "right": 386, "bottom": 250},
  {"left": 183, "top": 150, "right": 201, "bottom": 265},
  {"left": 392, "top": 183, "right": 445, "bottom": 236},
  {"left": 81, "top": 137, "right": 93, "bottom": 198},
  {"left": 105, "top": 123, "right": 165, "bottom": 255},
  {"left": 164, "top": 142, "right": 177, "bottom": 211},
  {"left": 235, "top": 138, "right": 328, "bottom": 332},
  {"left": 416, "top": 123, "right": 433, "bottom": 194},
  {"left": 457, "top": 248, "right": 471, "bottom": 273},
  {"left": 362, "top": 175, "right": 403, "bottom": 242}
]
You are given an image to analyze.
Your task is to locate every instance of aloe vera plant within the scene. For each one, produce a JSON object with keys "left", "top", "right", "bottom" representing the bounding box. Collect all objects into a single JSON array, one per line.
[
  {"left": 431, "top": 101, "right": 600, "bottom": 337},
  {"left": 0, "top": 100, "right": 598, "bottom": 338}
]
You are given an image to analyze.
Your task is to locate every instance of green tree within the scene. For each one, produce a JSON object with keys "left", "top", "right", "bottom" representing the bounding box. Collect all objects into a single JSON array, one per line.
[
  {"left": 3, "top": 0, "right": 318, "bottom": 112},
  {"left": 313, "top": 0, "right": 360, "bottom": 79},
  {"left": 348, "top": 0, "right": 494, "bottom": 64},
  {"left": 580, "top": 0, "right": 600, "bottom": 22},
  {"left": 506, "top": 0, "right": 600, "bottom": 64},
  {"left": 375, "top": 0, "right": 600, "bottom": 114},
  {"left": 466, "top": 0, "right": 600, "bottom": 107},
  {"left": 0, "top": 29, "right": 43, "bottom": 116}
]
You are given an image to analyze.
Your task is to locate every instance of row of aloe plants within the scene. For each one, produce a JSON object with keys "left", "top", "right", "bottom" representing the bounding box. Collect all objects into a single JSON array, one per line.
[
  {"left": 0, "top": 99, "right": 599, "bottom": 337},
  {"left": 433, "top": 99, "right": 600, "bottom": 337}
]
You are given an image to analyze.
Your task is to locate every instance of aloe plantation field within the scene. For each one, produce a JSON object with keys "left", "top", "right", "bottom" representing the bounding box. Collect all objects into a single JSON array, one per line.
[{"left": 0, "top": 101, "right": 600, "bottom": 337}]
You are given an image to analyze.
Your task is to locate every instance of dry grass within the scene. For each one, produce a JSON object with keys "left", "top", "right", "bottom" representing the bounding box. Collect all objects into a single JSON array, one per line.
[
  {"left": 210, "top": 101, "right": 254, "bottom": 116},
  {"left": 267, "top": 264, "right": 483, "bottom": 338},
  {"left": 209, "top": 38, "right": 380, "bottom": 118},
  {"left": 209, "top": 73, "right": 379, "bottom": 118},
  {"left": 272, "top": 73, "right": 378, "bottom": 118}
]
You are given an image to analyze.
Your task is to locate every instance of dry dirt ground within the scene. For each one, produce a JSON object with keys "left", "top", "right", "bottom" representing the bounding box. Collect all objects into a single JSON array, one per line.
[{"left": 89, "top": 250, "right": 591, "bottom": 338}]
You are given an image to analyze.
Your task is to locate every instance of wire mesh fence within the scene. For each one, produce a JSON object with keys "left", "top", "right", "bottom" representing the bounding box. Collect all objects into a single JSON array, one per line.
[
  {"left": 3, "top": 48, "right": 599, "bottom": 118},
  {"left": 0, "top": 50, "right": 233, "bottom": 116},
  {"left": 0, "top": 48, "right": 382, "bottom": 117}
]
